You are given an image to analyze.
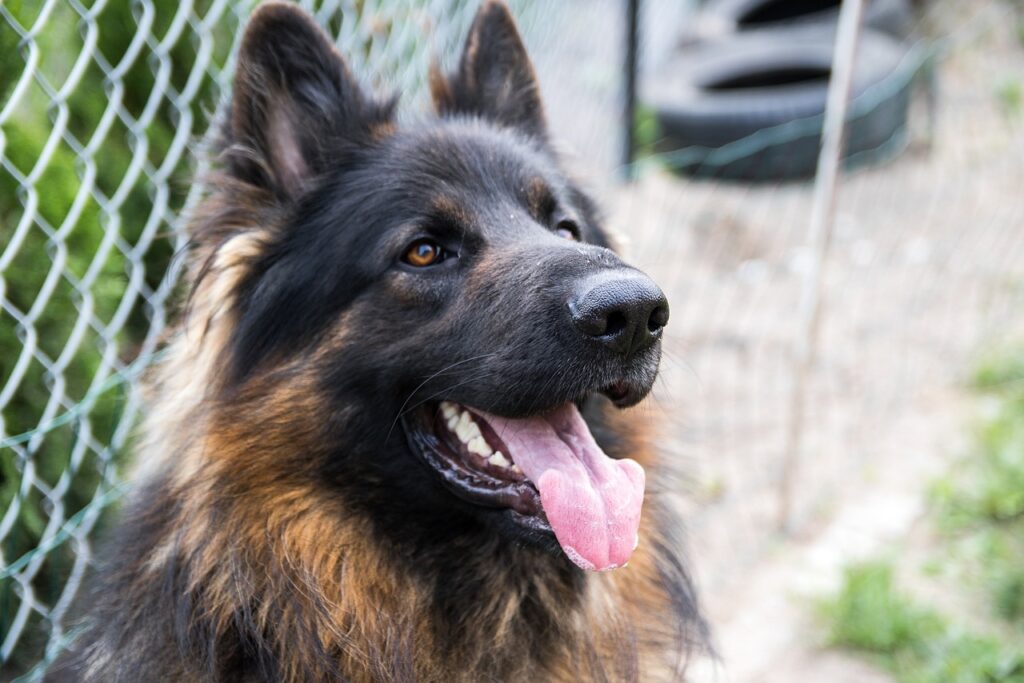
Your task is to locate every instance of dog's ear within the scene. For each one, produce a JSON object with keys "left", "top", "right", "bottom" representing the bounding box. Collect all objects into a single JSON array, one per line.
[
  {"left": 224, "top": 2, "right": 394, "bottom": 200},
  {"left": 430, "top": 0, "right": 545, "bottom": 137}
]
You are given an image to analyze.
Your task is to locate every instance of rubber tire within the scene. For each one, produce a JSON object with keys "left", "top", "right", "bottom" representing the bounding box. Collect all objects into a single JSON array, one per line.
[
  {"left": 643, "top": 29, "right": 912, "bottom": 181},
  {"left": 693, "top": 0, "right": 914, "bottom": 40}
]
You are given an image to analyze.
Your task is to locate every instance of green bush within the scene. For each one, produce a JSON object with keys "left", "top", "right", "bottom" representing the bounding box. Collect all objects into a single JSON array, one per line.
[{"left": 1, "top": 0, "right": 235, "bottom": 675}]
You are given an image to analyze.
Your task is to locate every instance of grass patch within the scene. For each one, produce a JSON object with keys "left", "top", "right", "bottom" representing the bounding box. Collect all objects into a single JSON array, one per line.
[
  {"left": 936, "top": 347, "right": 1024, "bottom": 626},
  {"left": 995, "top": 79, "right": 1023, "bottom": 122},
  {"left": 973, "top": 345, "right": 1024, "bottom": 393},
  {"left": 821, "top": 345, "right": 1024, "bottom": 681},
  {"left": 823, "top": 562, "right": 1024, "bottom": 683},
  {"left": 824, "top": 563, "right": 943, "bottom": 654}
]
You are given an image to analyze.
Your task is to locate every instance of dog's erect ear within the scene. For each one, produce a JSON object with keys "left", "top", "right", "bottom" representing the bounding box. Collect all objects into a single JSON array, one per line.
[
  {"left": 224, "top": 2, "right": 393, "bottom": 199},
  {"left": 430, "top": 0, "right": 545, "bottom": 137}
]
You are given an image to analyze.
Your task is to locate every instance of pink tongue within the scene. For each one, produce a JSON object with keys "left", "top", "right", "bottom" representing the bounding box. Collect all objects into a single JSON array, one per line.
[{"left": 476, "top": 404, "right": 645, "bottom": 572}]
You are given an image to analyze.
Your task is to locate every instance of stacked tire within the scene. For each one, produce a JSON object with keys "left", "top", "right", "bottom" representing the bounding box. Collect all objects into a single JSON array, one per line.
[
  {"left": 644, "top": 0, "right": 915, "bottom": 181},
  {"left": 687, "top": 0, "right": 913, "bottom": 42}
]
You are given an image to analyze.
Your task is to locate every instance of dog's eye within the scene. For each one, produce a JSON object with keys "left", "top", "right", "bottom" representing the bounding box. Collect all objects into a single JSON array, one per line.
[
  {"left": 555, "top": 219, "right": 580, "bottom": 241},
  {"left": 403, "top": 239, "right": 446, "bottom": 267}
]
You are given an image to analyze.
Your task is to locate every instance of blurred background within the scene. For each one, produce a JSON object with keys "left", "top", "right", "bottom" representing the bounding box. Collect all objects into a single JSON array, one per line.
[{"left": 1, "top": 0, "right": 1023, "bottom": 680}]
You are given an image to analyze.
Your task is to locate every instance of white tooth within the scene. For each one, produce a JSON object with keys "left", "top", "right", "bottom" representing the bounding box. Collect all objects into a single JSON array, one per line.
[
  {"left": 454, "top": 413, "right": 472, "bottom": 442},
  {"left": 441, "top": 402, "right": 458, "bottom": 420},
  {"left": 489, "top": 452, "right": 511, "bottom": 468},
  {"left": 455, "top": 411, "right": 482, "bottom": 444},
  {"left": 510, "top": 463, "right": 522, "bottom": 473},
  {"left": 467, "top": 435, "right": 492, "bottom": 457}
]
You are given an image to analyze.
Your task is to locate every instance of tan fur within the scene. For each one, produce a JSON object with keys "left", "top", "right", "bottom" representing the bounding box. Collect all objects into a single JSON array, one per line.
[
  {"left": 128, "top": 263, "right": 693, "bottom": 680},
  {"left": 51, "top": 3, "right": 704, "bottom": 678},
  {"left": 110, "top": 2, "right": 697, "bottom": 671}
]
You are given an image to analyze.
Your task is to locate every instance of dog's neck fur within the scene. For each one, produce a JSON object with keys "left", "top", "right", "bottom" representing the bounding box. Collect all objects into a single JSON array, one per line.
[{"left": 57, "top": 226, "right": 702, "bottom": 682}]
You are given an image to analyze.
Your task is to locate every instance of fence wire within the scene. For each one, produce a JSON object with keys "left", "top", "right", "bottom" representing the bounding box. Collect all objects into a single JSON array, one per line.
[
  {"left": 0, "top": 0, "right": 543, "bottom": 676},
  {"left": 2, "top": 0, "right": 1024, "bottom": 680}
]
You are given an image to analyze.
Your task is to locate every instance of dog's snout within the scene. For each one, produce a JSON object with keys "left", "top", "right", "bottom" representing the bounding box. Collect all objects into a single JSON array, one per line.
[{"left": 569, "top": 273, "right": 669, "bottom": 356}]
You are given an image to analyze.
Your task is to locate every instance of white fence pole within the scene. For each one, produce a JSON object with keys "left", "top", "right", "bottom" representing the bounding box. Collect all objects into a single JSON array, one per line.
[{"left": 778, "top": 0, "right": 868, "bottom": 532}]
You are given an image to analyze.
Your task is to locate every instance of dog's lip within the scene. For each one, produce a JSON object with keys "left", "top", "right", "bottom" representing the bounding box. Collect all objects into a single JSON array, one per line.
[
  {"left": 402, "top": 402, "right": 549, "bottom": 524},
  {"left": 602, "top": 380, "right": 634, "bottom": 406},
  {"left": 400, "top": 376, "right": 647, "bottom": 525}
]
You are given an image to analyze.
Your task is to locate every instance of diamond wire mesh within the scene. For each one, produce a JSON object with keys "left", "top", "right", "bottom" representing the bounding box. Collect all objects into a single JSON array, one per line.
[{"left": 0, "top": 1, "right": 541, "bottom": 677}]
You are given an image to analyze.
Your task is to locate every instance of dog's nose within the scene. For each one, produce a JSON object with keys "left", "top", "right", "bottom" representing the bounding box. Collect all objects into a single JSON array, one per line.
[{"left": 569, "top": 272, "right": 669, "bottom": 356}]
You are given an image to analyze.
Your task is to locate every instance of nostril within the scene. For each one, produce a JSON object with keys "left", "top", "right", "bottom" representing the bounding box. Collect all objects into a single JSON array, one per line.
[
  {"left": 604, "top": 310, "right": 628, "bottom": 337},
  {"left": 569, "top": 273, "right": 668, "bottom": 354},
  {"left": 648, "top": 305, "right": 669, "bottom": 333}
]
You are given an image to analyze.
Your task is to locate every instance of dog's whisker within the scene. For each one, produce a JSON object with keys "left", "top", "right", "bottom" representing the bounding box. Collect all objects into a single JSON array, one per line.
[
  {"left": 386, "top": 352, "right": 499, "bottom": 438},
  {"left": 383, "top": 365, "right": 500, "bottom": 445}
]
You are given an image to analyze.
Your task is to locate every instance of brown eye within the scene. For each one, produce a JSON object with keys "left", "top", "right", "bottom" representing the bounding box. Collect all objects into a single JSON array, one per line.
[
  {"left": 556, "top": 219, "right": 580, "bottom": 241},
  {"left": 403, "top": 239, "right": 446, "bottom": 267}
]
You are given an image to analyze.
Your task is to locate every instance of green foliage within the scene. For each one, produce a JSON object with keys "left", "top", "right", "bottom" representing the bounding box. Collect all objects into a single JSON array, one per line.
[
  {"left": 905, "top": 634, "right": 1024, "bottom": 683},
  {"left": 931, "top": 346, "right": 1024, "bottom": 628},
  {"left": 823, "top": 562, "right": 1024, "bottom": 683},
  {"left": 994, "top": 568, "right": 1024, "bottom": 624},
  {"left": 0, "top": 0, "right": 237, "bottom": 675},
  {"left": 931, "top": 397, "right": 1024, "bottom": 525},
  {"left": 823, "top": 562, "right": 944, "bottom": 654},
  {"left": 929, "top": 346, "right": 1024, "bottom": 630},
  {"left": 632, "top": 104, "right": 662, "bottom": 160},
  {"left": 995, "top": 79, "right": 1023, "bottom": 121},
  {"left": 824, "top": 345, "right": 1024, "bottom": 683},
  {"left": 973, "top": 345, "right": 1024, "bottom": 394}
]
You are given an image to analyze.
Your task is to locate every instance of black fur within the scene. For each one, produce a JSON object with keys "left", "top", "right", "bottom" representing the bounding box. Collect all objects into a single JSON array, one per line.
[{"left": 45, "top": 3, "right": 706, "bottom": 680}]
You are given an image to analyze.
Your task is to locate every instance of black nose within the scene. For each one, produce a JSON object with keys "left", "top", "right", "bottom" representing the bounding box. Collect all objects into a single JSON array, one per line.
[{"left": 569, "top": 272, "right": 670, "bottom": 356}]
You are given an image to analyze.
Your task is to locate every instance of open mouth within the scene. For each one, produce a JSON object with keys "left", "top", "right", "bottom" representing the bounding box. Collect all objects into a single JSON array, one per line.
[{"left": 403, "top": 399, "right": 645, "bottom": 572}]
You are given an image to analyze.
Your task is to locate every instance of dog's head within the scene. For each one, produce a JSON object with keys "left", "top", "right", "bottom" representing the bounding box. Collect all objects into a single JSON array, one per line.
[{"left": 199, "top": 1, "right": 669, "bottom": 573}]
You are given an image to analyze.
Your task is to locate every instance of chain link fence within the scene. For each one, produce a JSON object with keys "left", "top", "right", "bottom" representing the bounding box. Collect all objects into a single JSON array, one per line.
[
  {"left": 0, "top": 0, "right": 554, "bottom": 676},
  {"left": 3, "top": 0, "right": 1024, "bottom": 680}
]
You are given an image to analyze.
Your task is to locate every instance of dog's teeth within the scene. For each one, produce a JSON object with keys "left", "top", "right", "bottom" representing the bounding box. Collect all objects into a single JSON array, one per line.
[
  {"left": 454, "top": 411, "right": 482, "bottom": 444},
  {"left": 510, "top": 463, "right": 522, "bottom": 473},
  {"left": 454, "top": 412, "right": 472, "bottom": 440},
  {"left": 488, "top": 452, "right": 511, "bottom": 468},
  {"left": 441, "top": 407, "right": 502, "bottom": 461},
  {"left": 467, "top": 435, "right": 492, "bottom": 457},
  {"left": 442, "top": 402, "right": 460, "bottom": 430}
]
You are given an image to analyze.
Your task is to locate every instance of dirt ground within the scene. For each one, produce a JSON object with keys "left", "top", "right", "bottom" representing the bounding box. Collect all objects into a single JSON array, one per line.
[{"left": 596, "top": 1, "right": 1024, "bottom": 679}]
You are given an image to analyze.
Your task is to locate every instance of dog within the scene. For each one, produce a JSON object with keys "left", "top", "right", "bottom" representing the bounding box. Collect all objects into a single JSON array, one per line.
[{"left": 48, "top": 2, "right": 705, "bottom": 680}]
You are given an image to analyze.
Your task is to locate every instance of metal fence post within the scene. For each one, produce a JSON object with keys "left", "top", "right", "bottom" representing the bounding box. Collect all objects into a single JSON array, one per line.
[{"left": 621, "top": 0, "right": 641, "bottom": 180}]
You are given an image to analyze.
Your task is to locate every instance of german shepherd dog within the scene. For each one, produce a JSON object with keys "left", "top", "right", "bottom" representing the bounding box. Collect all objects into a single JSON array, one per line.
[{"left": 49, "top": 2, "right": 705, "bottom": 680}]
